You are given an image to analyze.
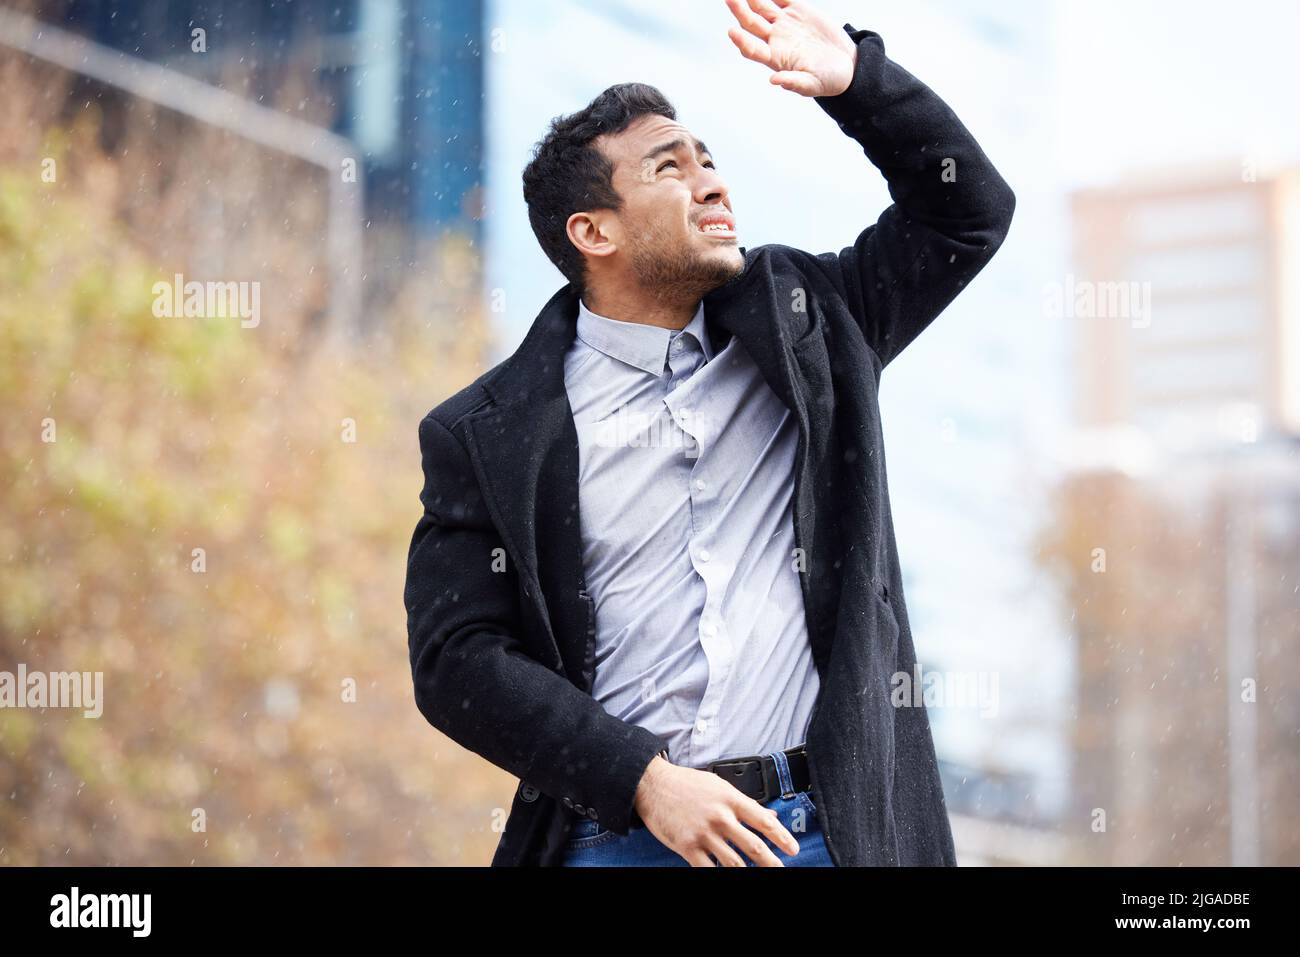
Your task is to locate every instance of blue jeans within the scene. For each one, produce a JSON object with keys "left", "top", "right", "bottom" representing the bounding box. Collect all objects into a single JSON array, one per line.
[{"left": 560, "top": 747, "right": 834, "bottom": 867}]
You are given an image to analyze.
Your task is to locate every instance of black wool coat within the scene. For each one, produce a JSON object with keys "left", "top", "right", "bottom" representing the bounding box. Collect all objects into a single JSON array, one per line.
[{"left": 405, "top": 25, "right": 1015, "bottom": 866}]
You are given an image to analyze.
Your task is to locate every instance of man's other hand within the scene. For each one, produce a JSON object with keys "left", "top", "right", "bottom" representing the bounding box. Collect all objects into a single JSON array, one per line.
[{"left": 633, "top": 754, "right": 802, "bottom": 866}]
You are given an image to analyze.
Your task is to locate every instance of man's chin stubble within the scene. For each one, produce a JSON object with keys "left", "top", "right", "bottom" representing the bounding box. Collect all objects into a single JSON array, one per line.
[{"left": 630, "top": 245, "right": 745, "bottom": 302}]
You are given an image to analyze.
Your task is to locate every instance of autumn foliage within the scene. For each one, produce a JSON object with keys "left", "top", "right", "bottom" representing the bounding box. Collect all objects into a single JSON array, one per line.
[{"left": 0, "top": 49, "right": 514, "bottom": 864}]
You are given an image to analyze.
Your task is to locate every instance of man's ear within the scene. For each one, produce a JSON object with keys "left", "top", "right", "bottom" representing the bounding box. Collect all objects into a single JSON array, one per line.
[{"left": 567, "top": 210, "right": 619, "bottom": 262}]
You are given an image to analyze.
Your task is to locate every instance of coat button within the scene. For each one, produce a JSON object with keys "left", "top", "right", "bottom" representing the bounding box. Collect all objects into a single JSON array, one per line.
[
  {"left": 561, "top": 796, "right": 573, "bottom": 808},
  {"left": 587, "top": 808, "right": 599, "bottom": 820},
  {"left": 519, "top": 782, "right": 539, "bottom": 803},
  {"left": 573, "top": 804, "right": 585, "bottom": 815}
]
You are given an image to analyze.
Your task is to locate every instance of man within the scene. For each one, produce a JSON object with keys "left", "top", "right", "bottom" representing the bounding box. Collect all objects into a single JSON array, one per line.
[{"left": 405, "top": 0, "right": 1014, "bottom": 867}]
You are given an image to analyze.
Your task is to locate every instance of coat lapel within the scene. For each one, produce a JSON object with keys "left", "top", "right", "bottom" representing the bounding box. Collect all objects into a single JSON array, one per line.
[
  {"left": 461, "top": 284, "right": 584, "bottom": 673},
  {"left": 703, "top": 255, "right": 837, "bottom": 669}
]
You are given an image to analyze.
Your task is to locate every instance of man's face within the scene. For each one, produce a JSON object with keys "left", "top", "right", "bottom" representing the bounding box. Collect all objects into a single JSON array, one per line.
[{"left": 587, "top": 113, "right": 744, "bottom": 298}]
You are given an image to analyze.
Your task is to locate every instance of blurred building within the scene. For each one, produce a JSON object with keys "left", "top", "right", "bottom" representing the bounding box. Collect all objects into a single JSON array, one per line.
[
  {"left": 48, "top": 0, "right": 485, "bottom": 249},
  {"left": 1064, "top": 169, "right": 1300, "bottom": 865},
  {"left": 940, "top": 760, "right": 1074, "bottom": 865},
  {"left": 1071, "top": 168, "right": 1300, "bottom": 449}
]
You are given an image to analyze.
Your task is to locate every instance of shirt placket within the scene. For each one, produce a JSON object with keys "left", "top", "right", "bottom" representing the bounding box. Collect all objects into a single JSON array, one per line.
[{"left": 663, "top": 331, "right": 732, "bottom": 766}]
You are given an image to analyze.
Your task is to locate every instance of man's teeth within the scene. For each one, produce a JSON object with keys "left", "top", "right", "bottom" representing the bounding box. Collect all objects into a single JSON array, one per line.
[{"left": 700, "top": 223, "right": 732, "bottom": 232}]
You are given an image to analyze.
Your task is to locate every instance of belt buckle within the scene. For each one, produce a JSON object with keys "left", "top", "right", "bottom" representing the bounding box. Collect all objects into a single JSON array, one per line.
[
  {"left": 707, "top": 755, "right": 765, "bottom": 803},
  {"left": 707, "top": 753, "right": 793, "bottom": 803},
  {"left": 757, "top": 754, "right": 789, "bottom": 803},
  {"left": 706, "top": 757, "right": 748, "bottom": 791}
]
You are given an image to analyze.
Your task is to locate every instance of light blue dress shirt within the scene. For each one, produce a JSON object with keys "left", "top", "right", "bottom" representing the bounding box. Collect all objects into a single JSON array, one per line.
[{"left": 562, "top": 297, "right": 820, "bottom": 769}]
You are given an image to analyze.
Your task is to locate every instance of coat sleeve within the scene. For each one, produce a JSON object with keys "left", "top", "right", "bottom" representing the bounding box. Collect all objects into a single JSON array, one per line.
[
  {"left": 404, "top": 412, "right": 667, "bottom": 835},
  {"left": 806, "top": 24, "right": 1016, "bottom": 370}
]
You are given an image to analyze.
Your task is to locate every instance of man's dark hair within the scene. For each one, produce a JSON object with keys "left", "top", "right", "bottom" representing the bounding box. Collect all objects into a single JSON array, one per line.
[{"left": 522, "top": 82, "right": 677, "bottom": 294}]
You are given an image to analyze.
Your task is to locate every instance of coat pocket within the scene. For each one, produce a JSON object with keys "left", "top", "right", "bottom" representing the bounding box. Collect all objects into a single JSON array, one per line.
[{"left": 564, "top": 817, "right": 616, "bottom": 848}]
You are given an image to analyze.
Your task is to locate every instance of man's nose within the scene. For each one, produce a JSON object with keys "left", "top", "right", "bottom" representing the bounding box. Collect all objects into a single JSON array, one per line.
[{"left": 694, "top": 166, "right": 730, "bottom": 205}]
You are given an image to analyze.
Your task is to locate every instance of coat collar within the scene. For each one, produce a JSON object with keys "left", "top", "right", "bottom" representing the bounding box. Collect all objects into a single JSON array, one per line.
[{"left": 477, "top": 246, "right": 793, "bottom": 412}]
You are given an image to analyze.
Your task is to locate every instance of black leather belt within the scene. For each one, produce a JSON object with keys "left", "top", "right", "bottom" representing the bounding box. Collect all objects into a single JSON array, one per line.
[{"left": 629, "top": 743, "right": 812, "bottom": 829}]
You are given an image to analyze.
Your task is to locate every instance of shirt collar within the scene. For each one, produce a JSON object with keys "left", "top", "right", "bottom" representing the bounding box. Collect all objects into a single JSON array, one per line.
[
  {"left": 680, "top": 302, "right": 715, "bottom": 361},
  {"left": 575, "top": 299, "right": 712, "bottom": 376}
]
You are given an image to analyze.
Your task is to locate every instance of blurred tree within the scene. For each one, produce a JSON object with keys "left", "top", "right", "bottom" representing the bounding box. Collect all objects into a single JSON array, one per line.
[
  {"left": 0, "top": 46, "right": 514, "bottom": 865},
  {"left": 1037, "top": 467, "right": 1300, "bottom": 865}
]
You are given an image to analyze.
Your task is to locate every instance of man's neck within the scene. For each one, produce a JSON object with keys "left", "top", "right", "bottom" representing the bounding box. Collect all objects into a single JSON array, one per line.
[{"left": 581, "top": 285, "right": 700, "bottom": 331}]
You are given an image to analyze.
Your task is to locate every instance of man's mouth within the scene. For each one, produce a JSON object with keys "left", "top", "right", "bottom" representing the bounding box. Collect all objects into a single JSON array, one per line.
[{"left": 695, "top": 212, "right": 737, "bottom": 240}]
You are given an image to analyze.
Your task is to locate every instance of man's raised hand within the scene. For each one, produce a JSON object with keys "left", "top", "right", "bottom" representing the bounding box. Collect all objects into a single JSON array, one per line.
[{"left": 724, "top": 0, "right": 858, "bottom": 98}]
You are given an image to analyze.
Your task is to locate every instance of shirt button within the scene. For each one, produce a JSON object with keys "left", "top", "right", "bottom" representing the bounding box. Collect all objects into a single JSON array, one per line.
[
  {"left": 701, "top": 621, "right": 716, "bottom": 638},
  {"left": 695, "top": 719, "right": 708, "bottom": 733},
  {"left": 698, "top": 549, "right": 711, "bottom": 562},
  {"left": 680, "top": 408, "right": 691, "bottom": 419},
  {"left": 694, "top": 479, "right": 706, "bottom": 491}
]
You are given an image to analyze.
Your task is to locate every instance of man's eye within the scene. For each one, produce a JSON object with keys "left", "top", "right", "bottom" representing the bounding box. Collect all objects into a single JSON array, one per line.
[
  {"left": 703, "top": 161, "right": 716, "bottom": 169},
  {"left": 657, "top": 160, "right": 678, "bottom": 173}
]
